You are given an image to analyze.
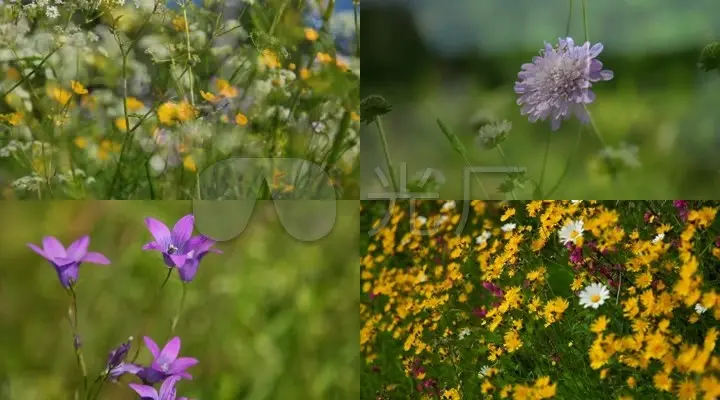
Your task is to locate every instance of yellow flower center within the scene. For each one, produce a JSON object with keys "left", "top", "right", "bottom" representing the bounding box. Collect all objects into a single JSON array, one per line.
[{"left": 590, "top": 294, "right": 601, "bottom": 303}]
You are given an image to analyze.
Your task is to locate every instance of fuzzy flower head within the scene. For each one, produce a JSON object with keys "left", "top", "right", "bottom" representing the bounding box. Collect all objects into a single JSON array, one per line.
[
  {"left": 559, "top": 219, "right": 584, "bottom": 245},
  {"left": 475, "top": 120, "right": 511, "bottom": 150},
  {"left": 27, "top": 236, "right": 110, "bottom": 288},
  {"left": 515, "top": 37, "right": 614, "bottom": 131},
  {"left": 578, "top": 282, "right": 610, "bottom": 309}
]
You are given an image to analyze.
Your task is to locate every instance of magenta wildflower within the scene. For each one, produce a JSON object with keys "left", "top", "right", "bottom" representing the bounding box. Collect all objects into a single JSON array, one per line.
[
  {"left": 514, "top": 37, "right": 614, "bottom": 130},
  {"left": 177, "top": 235, "right": 222, "bottom": 283},
  {"left": 143, "top": 214, "right": 196, "bottom": 268},
  {"left": 129, "top": 375, "right": 189, "bottom": 400},
  {"left": 137, "top": 336, "right": 198, "bottom": 385},
  {"left": 27, "top": 236, "right": 110, "bottom": 288}
]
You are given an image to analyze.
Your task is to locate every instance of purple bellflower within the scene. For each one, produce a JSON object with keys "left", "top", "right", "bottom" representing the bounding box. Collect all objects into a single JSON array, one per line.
[
  {"left": 177, "top": 235, "right": 223, "bottom": 283},
  {"left": 27, "top": 236, "right": 111, "bottom": 288},
  {"left": 136, "top": 336, "right": 199, "bottom": 385},
  {"left": 514, "top": 37, "right": 614, "bottom": 131},
  {"left": 129, "top": 375, "right": 189, "bottom": 400},
  {"left": 143, "top": 214, "right": 196, "bottom": 268},
  {"left": 106, "top": 337, "right": 143, "bottom": 380}
]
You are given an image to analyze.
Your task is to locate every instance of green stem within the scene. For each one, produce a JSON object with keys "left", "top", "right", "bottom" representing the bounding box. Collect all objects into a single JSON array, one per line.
[
  {"left": 67, "top": 285, "right": 88, "bottom": 395},
  {"left": 537, "top": 129, "right": 552, "bottom": 196},
  {"left": 89, "top": 374, "right": 109, "bottom": 400},
  {"left": 545, "top": 125, "right": 583, "bottom": 198},
  {"left": 565, "top": 0, "right": 574, "bottom": 37},
  {"left": 496, "top": 145, "right": 517, "bottom": 200},
  {"left": 582, "top": 0, "right": 589, "bottom": 42},
  {"left": 169, "top": 283, "right": 188, "bottom": 338},
  {"left": 584, "top": 105, "right": 620, "bottom": 184},
  {"left": 373, "top": 116, "right": 399, "bottom": 193}
]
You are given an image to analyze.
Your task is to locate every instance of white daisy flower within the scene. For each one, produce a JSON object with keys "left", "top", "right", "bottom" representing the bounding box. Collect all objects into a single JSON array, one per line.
[
  {"left": 695, "top": 303, "right": 707, "bottom": 315},
  {"left": 559, "top": 219, "right": 584, "bottom": 245},
  {"left": 501, "top": 223, "right": 516, "bottom": 232},
  {"left": 476, "top": 230, "right": 492, "bottom": 245},
  {"left": 415, "top": 216, "right": 427, "bottom": 226},
  {"left": 570, "top": 200, "right": 582, "bottom": 204},
  {"left": 478, "top": 365, "right": 491, "bottom": 379},
  {"left": 652, "top": 233, "right": 664, "bottom": 244},
  {"left": 458, "top": 328, "right": 471, "bottom": 339},
  {"left": 578, "top": 282, "right": 610, "bottom": 309},
  {"left": 434, "top": 215, "right": 449, "bottom": 227},
  {"left": 441, "top": 201, "right": 456, "bottom": 211}
]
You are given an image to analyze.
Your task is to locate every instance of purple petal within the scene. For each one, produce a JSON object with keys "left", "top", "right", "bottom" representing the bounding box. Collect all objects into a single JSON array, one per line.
[
  {"left": 186, "top": 235, "right": 216, "bottom": 254},
  {"left": 128, "top": 383, "right": 159, "bottom": 400},
  {"left": 178, "top": 260, "right": 199, "bottom": 283},
  {"left": 56, "top": 264, "right": 79, "bottom": 288},
  {"left": 158, "top": 337, "right": 181, "bottom": 364},
  {"left": 159, "top": 375, "right": 182, "bottom": 398},
  {"left": 109, "top": 362, "right": 143, "bottom": 378},
  {"left": 589, "top": 42, "right": 603, "bottom": 58},
  {"left": 145, "top": 218, "right": 172, "bottom": 248},
  {"left": 27, "top": 243, "right": 47, "bottom": 258},
  {"left": 42, "top": 236, "right": 66, "bottom": 259},
  {"left": 169, "top": 254, "right": 188, "bottom": 268},
  {"left": 81, "top": 252, "right": 111, "bottom": 265},
  {"left": 142, "top": 241, "right": 163, "bottom": 251},
  {"left": 168, "top": 357, "right": 199, "bottom": 375},
  {"left": 144, "top": 336, "right": 161, "bottom": 359},
  {"left": 171, "top": 214, "right": 195, "bottom": 246},
  {"left": 66, "top": 236, "right": 90, "bottom": 261}
]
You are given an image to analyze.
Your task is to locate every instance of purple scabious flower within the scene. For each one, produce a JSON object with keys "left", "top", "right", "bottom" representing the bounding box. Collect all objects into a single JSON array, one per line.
[
  {"left": 514, "top": 37, "right": 614, "bottom": 131},
  {"left": 177, "top": 235, "right": 223, "bottom": 283},
  {"left": 143, "top": 214, "right": 196, "bottom": 268},
  {"left": 137, "top": 336, "right": 198, "bottom": 385},
  {"left": 27, "top": 236, "right": 111, "bottom": 288},
  {"left": 129, "top": 375, "right": 189, "bottom": 400}
]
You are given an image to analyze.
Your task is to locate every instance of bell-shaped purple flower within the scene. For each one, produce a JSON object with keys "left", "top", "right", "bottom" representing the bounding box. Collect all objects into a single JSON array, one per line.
[
  {"left": 142, "top": 214, "right": 196, "bottom": 268},
  {"left": 137, "top": 336, "right": 198, "bottom": 385},
  {"left": 177, "top": 235, "right": 222, "bottom": 283},
  {"left": 514, "top": 37, "right": 614, "bottom": 131},
  {"left": 129, "top": 375, "right": 189, "bottom": 400},
  {"left": 27, "top": 236, "right": 111, "bottom": 288}
]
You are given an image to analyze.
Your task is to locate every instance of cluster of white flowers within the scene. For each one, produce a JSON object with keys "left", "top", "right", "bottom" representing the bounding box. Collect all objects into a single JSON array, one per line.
[{"left": 0, "top": 140, "right": 32, "bottom": 158}]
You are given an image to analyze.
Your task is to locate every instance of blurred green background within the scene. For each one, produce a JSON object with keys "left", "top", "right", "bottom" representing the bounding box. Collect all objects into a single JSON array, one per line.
[
  {"left": 361, "top": 0, "right": 720, "bottom": 199},
  {"left": 0, "top": 201, "right": 359, "bottom": 399}
]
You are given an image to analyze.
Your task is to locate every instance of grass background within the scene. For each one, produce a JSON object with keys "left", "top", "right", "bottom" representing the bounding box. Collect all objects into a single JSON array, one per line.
[
  {"left": 0, "top": 200, "right": 359, "bottom": 400},
  {"left": 361, "top": 0, "right": 720, "bottom": 199}
]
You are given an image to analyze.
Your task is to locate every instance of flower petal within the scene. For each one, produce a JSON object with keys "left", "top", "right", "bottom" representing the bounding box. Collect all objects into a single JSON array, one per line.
[
  {"left": 82, "top": 252, "right": 111, "bottom": 265},
  {"left": 168, "top": 357, "right": 199, "bottom": 375},
  {"left": 128, "top": 383, "right": 159, "bottom": 400},
  {"left": 159, "top": 337, "right": 182, "bottom": 364},
  {"left": 169, "top": 254, "right": 188, "bottom": 268},
  {"left": 145, "top": 218, "right": 172, "bottom": 248},
  {"left": 144, "top": 336, "right": 161, "bottom": 359},
  {"left": 159, "top": 375, "right": 182, "bottom": 398},
  {"left": 171, "top": 214, "right": 195, "bottom": 247},
  {"left": 42, "top": 236, "right": 66, "bottom": 259},
  {"left": 66, "top": 236, "right": 90, "bottom": 262},
  {"left": 27, "top": 243, "right": 47, "bottom": 259},
  {"left": 142, "top": 241, "right": 163, "bottom": 251}
]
